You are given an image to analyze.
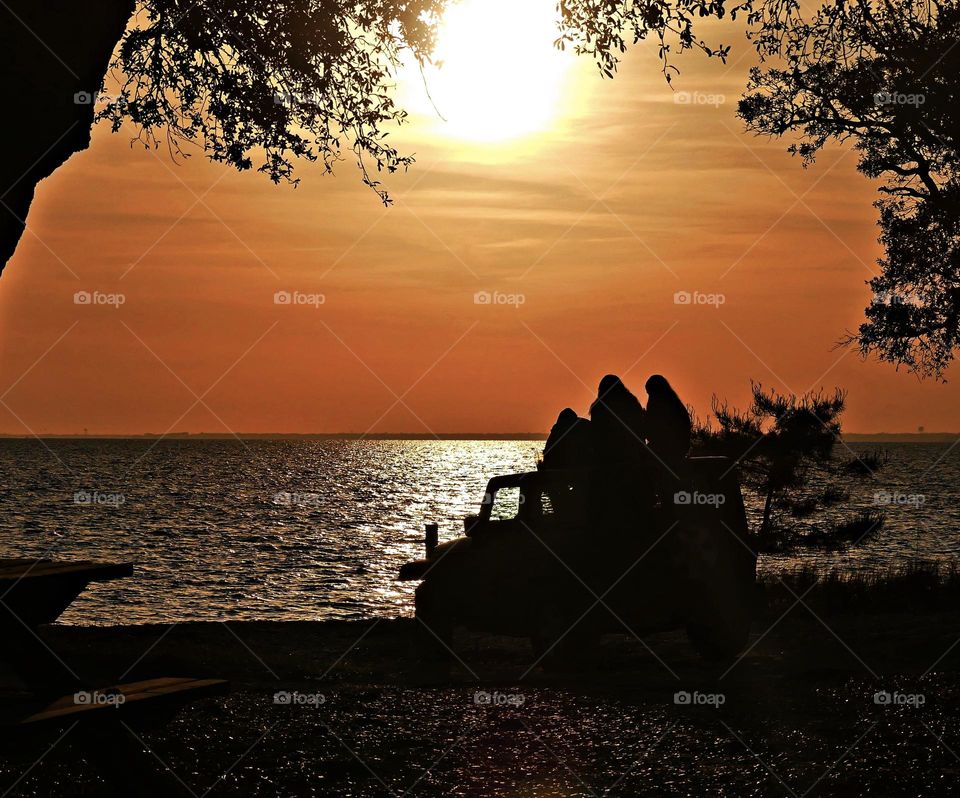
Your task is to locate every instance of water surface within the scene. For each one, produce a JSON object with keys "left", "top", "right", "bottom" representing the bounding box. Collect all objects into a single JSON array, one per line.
[{"left": 0, "top": 440, "right": 956, "bottom": 625}]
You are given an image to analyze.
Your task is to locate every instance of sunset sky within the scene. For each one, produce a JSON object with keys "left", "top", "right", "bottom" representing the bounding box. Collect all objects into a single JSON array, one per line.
[{"left": 1, "top": 1, "right": 958, "bottom": 436}]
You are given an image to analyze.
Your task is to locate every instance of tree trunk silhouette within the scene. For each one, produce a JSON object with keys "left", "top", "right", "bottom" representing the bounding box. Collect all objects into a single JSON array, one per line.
[{"left": 0, "top": 0, "right": 135, "bottom": 274}]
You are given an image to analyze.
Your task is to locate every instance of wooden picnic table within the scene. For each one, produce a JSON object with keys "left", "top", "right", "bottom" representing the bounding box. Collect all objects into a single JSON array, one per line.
[
  {"left": 0, "top": 558, "right": 133, "bottom": 693},
  {"left": 0, "top": 557, "right": 133, "bottom": 628},
  {"left": 0, "top": 558, "right": 228, "bottom": 796}
]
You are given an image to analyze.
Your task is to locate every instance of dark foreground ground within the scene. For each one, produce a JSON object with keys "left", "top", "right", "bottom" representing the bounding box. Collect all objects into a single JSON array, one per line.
[{"left": 1, "top": 586, "right": 959, "bottom": 797}]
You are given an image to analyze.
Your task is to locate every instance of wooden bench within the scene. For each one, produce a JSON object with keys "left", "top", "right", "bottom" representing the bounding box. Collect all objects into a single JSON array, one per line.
[
  {"left": 1, "top": 678, "right": 229, "bottom": 797},
  {"left": 0, "top": 560, "right": 229, "bottom": 795},
  {"left": 17, "top": 677, "right": 229, "bottom": 730}
]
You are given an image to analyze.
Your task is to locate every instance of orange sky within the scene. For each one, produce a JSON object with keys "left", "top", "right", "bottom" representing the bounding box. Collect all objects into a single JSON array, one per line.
[{"left": 1, "top": 7, "right": 957, "bottom": 436}]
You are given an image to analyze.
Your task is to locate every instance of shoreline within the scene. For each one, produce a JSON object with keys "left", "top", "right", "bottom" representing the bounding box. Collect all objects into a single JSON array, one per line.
[
  {"left": 0, "top": 433, "right": 957, "bottom": 442},
  {"left": 23, "top": 604, "right": 960, "bottom": 688}
]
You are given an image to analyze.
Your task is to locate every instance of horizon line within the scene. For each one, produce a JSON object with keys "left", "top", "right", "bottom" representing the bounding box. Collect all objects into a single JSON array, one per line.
[{"left": 0, "top": 431, "right": 956, "bottom": 441}]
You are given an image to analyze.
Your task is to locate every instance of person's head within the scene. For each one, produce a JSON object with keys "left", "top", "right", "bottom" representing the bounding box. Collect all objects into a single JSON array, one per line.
[
  {"left": 598, "top": 374, "right": 624, "bottom": 398},
  {"left": 645, "top": 374, "right": 672, "bottom": 397},
  {"left": 556, "top": 407, "right": 578, "bottom": 426},
  {"left": 592, "top": 374, "right": 642, "bottom": 417},
  {"left": 646, "top": 375, "right": 688, "bottom": 418}
]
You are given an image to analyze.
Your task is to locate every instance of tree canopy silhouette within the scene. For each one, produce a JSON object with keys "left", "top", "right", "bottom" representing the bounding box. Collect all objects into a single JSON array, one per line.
[
  {"left": 695, "top": 383, "right": 846, "bottom": 539},
  {"left": 102, "top": 0, "right": 442, "bottom": 202},
  {"left": 560, "top": 0, "right": 960, "bottom": 377},
  {"left": 693, "top": 383, "right": 884, "bottom": 551},
  {"left": 0, "top": 0, "right": 443, "bottom": 272},
  {"left": 737, "top": 0, "right": 960, "bottom": 377}
]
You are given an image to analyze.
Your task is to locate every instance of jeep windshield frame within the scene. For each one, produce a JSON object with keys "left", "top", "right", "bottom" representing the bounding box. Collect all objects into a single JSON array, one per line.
[{"left": 477, "top": 469, "right": 592, "bottom": 525}]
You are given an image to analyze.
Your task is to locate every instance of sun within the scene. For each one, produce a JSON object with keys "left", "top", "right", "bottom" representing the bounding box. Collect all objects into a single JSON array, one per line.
[{"left": 402, "top": 0, "right": 574, "bottom": 143}]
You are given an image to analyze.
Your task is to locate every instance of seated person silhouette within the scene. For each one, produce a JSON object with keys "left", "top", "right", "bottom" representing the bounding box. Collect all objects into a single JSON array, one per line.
[
  {"left": 644, "top": 374, "right": 691, "bottom": 472},
  {"left": 589, "top": 374, "right": 647, "bottom": 466},
  {"left": 644, "top": 375, "right": 692, "bottom": 506},
  {"left": 543, "top": 408, "right": 593, "bottom": 470},
  {"left": 542, "top": 408, "right": 593, "bottom": 518},
  {"left": 589, "top": 375, "right": 652, "bottom": 523}
]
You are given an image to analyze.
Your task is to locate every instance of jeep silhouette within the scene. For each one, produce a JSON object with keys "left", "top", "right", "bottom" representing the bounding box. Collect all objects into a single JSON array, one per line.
[{"left": 399, "top": 456, "right": 756, "bottom": 664}]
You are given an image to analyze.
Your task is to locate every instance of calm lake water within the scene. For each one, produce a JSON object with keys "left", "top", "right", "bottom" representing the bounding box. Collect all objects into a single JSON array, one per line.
[{"left": 0, "top": 439, "right": 957, "bottom": 625}]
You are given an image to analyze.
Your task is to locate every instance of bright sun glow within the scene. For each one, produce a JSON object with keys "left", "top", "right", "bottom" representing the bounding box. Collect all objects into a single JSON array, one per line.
[{"left": 402, "top": 0, "right": 573, "bottom": 143}]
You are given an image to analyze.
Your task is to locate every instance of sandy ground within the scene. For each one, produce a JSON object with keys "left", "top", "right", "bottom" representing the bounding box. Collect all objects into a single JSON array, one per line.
[{"left": 1, "top": 610, "right": 959, "bottom": 796}]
